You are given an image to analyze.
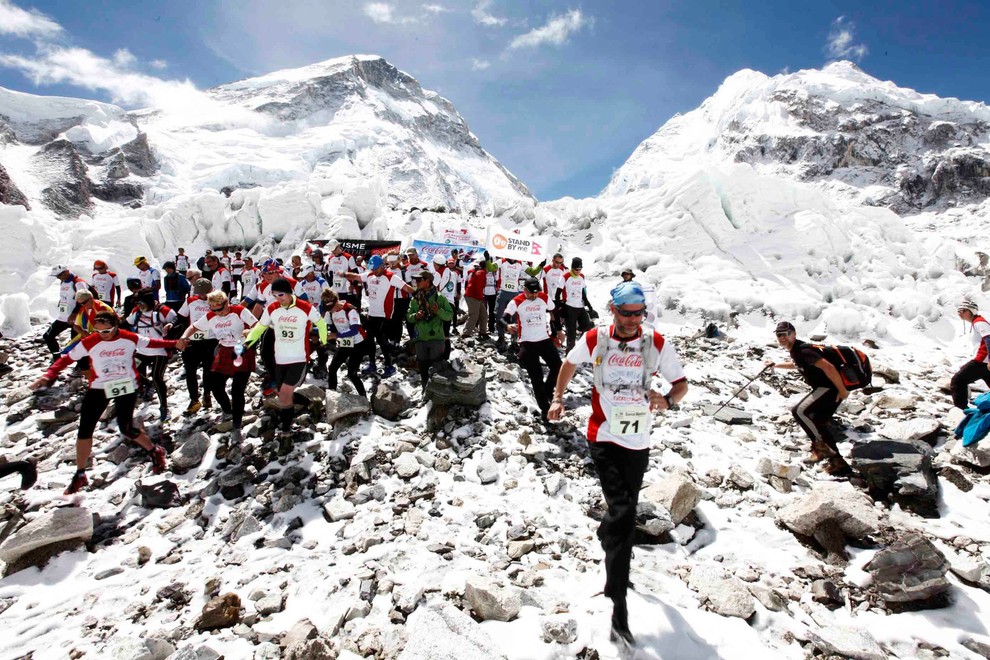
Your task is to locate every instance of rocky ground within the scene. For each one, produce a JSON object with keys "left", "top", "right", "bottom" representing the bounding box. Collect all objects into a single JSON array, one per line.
[{"left": 1, "top": 323, "right": 990, "bottom": 660}]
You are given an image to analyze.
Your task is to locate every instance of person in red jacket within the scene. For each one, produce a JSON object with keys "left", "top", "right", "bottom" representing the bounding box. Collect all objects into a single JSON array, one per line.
[{"left": 462, "top": 257, "right": 490, "bottom": 339}]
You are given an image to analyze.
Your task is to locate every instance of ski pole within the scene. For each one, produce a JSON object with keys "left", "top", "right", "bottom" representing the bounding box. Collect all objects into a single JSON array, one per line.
[{"left": 711, "top": 364, "right": 771, "bottom": 417}]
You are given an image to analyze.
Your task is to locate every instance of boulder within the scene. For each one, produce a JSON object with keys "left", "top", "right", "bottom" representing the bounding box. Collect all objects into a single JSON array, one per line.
[
  {"left": 877, "top": 419, "right": 940, "bottom": 445},
  {"left": 323, "top": 498, "right": 356, "bottom": 522},
  {"left": 463, "top": 576, "right": 521, "bottom": 622},
  {"left": 394, "top": 453, "right": 421, "bottom": 479},
  {"left": 138, "top": 480, "right": 183, "bottom": 509},
  {"left": 398, "top": 602, "right": 505, "bottom": 659},
  {"left": 705, "top": 405, "right": 753, "bottom": 425},
  {"left": 425, "top": 360, "right": 486, "bottom": 407},
  {"left": 172, "top": 432, "right": 211, "bottom": 472},
  {"left": 864, "top": 533, "right": 950, "bottom": 604},
  {"left": 0, "top": 507, "right": 93, "bottom": 565},
  {"left": 951, "top": 440, "right": 990, "bottom": 469},
  {"left": 194, "top": 593, "right": 242, "bottom": 631},
  {"left": 541, "top": 617, "right": 578, "bottom": 644},
  {"left": 688, "top": 564, "right": 756, "bottom": 619},
  {"left": 777, "top": 482, "right": 882, "bottom": 541},
  {"left": 280, "top": 619, "right": 317, "bottom": 648},
  {"left": 325, "top": 390, "right": 371, "bottom": 424},
  {"left": 111, "top": 637, "right": 175, "bottom": 660},
  {"left": 475, "top": 452, "right": 499, "bottom": 485},
  {"left": 805, "top": 625, "right": 888, "bottom": 660},
  {"left": 849, "top": 440, "right": 939, "bottom": 517},
  {"left": 635, "top": 501, "right": 675, "bottom": 539},
  {"left": 641, "top": 474, "right": 701, "bottom": 525},
  {"left": 166, "top": 647, "right": 220, "bottom": 660},
  {"left": 756, "top": 457, "right": 801, "bottom": 482},
  {"left": 372, "top": 382, "right": 410, "bottom": 421},
  {"left": 874, "top": 394, "right": 917, "bottom": 410}
]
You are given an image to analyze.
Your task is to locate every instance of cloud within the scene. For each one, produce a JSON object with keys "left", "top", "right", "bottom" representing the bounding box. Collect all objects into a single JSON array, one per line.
[
  {"left": 0, "top": 0, "right": 62, "bottom": 39},
  {"left": 825, "top": 16, "right": 868, "bottom": 61},
  {"left": 422, "top": 3, "right": 447, "bottom": 13},
  {"left": 507, "top": 9, "right": 590, "bottom": 50},
  {"left": 149, "top": 59, "right": 168, "bottom": 70},
  {"left": 112, "top": 48, "right": 136, "bottom": 68},
  {"left": 471, "top": 58, "right": 491, "bottom": 71},
  {"left": 472, "top": 0, "right": 506, "bottom": 27},
  {"left": 363, "top": 2, "right": 418, "bottom": 25}
]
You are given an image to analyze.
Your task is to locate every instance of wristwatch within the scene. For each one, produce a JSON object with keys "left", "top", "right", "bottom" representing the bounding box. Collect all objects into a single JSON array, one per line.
[{"left": 663, "top": 393, "right": 678, "bottom": 411}]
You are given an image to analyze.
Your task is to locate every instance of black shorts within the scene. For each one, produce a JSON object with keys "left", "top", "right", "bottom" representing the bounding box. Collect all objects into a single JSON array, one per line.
[
  {"left": 78, "top": 388, "right": 140, "bottom": 440},
  {"left": 273, "top": 362, "right": 308, "bottom": 388}
]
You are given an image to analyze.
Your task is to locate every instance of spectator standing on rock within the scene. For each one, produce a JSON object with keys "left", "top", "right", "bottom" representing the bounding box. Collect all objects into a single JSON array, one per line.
[
  {"left": 407, "top": 270, "right": 452, "bottom": 390},
  {"left": 548, "top": 281, "right": 687, "bottom": 647},
  {"left": 950, "top": 300, "right": 990, "bottom": 410},
  {"left": 766, "top": 321, "right": 852, "bottom": 476}
]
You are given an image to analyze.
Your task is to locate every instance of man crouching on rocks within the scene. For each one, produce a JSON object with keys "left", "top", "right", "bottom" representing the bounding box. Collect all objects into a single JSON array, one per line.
[{"left": 766, "top": 321, "right": 852, "bottom": 477}]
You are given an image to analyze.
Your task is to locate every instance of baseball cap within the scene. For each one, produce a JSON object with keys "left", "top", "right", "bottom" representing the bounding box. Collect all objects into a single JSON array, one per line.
[
  {"left": 193, "top": 278, "right": 213, "bottom": 295},
  {"left": 261, "top": 259, "right": 281, "bottom": 274},
  {"left": 774, "top": 321, "right": 796, "bottom": 334},
  {"left": 414, "top": 270, "right": 434, "bottom": 282},
  {"left": 49, "top": 264, "right": 69, "bottom": 277},
  {"left": 523, "top": 278, "right": 541, "bottom": 293},
  {"left": 368, "top": 255, "right": 384, "bottom": 270},
  {"left": 93, "top": 260, "right": 107, "bottom": 269},
  {"left": 433, "top": 253, "right": 446, "bottom": 265},
  {"left": 327, "top": 239, "right": 340, "bottom": 251},
  {"left": 133, "top": 256, "right": 147, "bottom": 266},
  {"left": 299, "top": 264, "right": 315, "bottom": 277},
  {"left": 610, "top": 281, "right": 645, "bottom": 306}
]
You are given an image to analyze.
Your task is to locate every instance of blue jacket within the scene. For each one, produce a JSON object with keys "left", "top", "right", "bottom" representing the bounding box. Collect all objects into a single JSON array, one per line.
[{"left": 954, "top": 391, "right": 990, "bottom": 447}]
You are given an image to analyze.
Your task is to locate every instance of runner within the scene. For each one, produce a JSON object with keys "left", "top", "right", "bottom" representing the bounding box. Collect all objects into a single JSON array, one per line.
[
  {"left": 950, "top": 300, "right": 990, "bottom": 409},
  {"left": 407, "top": 271, "right": 452, "bottom": 389},
  {"left": 557, "top": 257, "right": 599, "bottom": 352},
  {"left": 503, "top": 278, "right": 563, "bottom": 420},
  {"left": 181, "top": 291, "right": 257, "bottom": 443},
  {"left": 245, "top": 278, "right": 327, "bottom": 453},
  {"left": 239, "top": 257, "right": 259, "bottom": 304},
  {"left": 121, "top": 277, "right": 143, "bottom": 319},
  {"left": 219, "top": 249, "right": 232, "bottom": 270},
  {"left": 462, "top": 257, "right": 490, "bottom": 339},
  {"left": 548, "top": 281, "right": 688, "bottom": 646},
  {"left": 430, "top": 254, "right": 460, "bottom": 356},
  {"left": 322, "top": 290, "right": 368, "bottom": 397},
  {"left": 483, "top": 253, "right": 499, "bottom": 335},
  {"left": 126, "top": 289, "right": 177, "bottom": 421},
  {"left": 289, "top": 254, "right": 304, "bottom": 279},
  {"left": 30, "top": 310, "right": 183, "bottom": 494},
  {"left": 345, "top": 255, "right": 413, "bottom": 377},
  {"left": 174, "top": 247, "right": 191, "bottom": 275},
  {"left": 297, "top": 264, "right": 329, "bottom": 302},
  {"left": 385, "top": 252, "right": 409, "bottom": 346},
  {"left": 43, "top": 265, "right": 91, "bottom": 359},
  {"left": 244, "top": 259, "right": 306, "bottom": 397},
  {"left": 65, "top": 291, "right": 115, "bottom": 368},
  {"left": 91, "top": 260, "right": 121, "bottom": 307},
  {"left": 326, "top": 240, "right": 358, "bottom": 303},
  {"left": 495, "top": 257, "right": 524, "bottom": 350},
  {"left": 162, "top": 261, "right": 191, "bottom": 309},
  {"left": 177, "top": 278, "right": 217, "bottom": 415},
  {"left": 134, "top": 256, "right": 162, "bottom": 301},
  {"left": 206, "top": 254, "right": 232, "bottom": 296},
  {"left": 230, "top": 251, "right": 246, "bottom": 298}
]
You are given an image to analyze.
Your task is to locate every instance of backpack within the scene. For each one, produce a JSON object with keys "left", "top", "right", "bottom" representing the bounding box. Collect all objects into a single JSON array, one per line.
[
  {"left": 591, "top": 325, "right": 657, "bottom": 392},
  {"left": 809, "top": 344, "right": 873, "bottom": 390}
]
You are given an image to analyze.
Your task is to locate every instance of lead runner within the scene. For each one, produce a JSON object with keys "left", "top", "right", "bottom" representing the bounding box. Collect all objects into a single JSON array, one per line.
[{"left": 547, "top": 280, "right": 688, "bottom": 647}]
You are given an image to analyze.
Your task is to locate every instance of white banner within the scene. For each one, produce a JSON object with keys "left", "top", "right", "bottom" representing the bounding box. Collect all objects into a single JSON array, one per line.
[
  {"left": 440, "top": 228, "right": 483, "bottom": 246},
  {"left": 485, "top": 228, "right": 555, "bottom": 262}
]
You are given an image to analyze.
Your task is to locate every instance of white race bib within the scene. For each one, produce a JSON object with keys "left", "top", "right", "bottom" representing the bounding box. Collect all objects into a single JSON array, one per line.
[
  {"left": 503, "top": 280, "right": 518, "bottom": 292},
  {"left": 333, "top": 278, "right": 349, "bottom": 293},
  {"left": 278, "top": 326, "right": 303, "bottom": 343},
  {"left": 612, "top": 405, "right": 651, "bottom": 437},
  {"left": 337, "top": 337, "right": 354, "bottom": 348},
  {"left": 190, "top": 330, "right": 207, "bottom": 341},
  {"left": 104, "top": 377, "right": 136, "bottom": 399},
  {"left": 58, "top": 302, "right": 70, "bottom": 316}
]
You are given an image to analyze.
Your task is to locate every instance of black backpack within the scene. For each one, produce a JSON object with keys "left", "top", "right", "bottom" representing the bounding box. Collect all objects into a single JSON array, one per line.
[{"left": 809, "top": 344, "right": 873, "bottom": 390}]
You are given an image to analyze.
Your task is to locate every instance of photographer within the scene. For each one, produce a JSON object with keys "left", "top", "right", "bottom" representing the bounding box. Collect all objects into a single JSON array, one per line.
[{"left": 407, "top": 271, "right": 452, "bottom": 389}]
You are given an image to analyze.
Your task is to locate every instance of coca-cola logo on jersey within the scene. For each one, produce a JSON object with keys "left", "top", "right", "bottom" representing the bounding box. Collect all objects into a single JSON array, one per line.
[
  {"left": 99, "top": 347, "right": 127, "bottom": 358},
  {"left": 607, "top": 353, "right": 643, "bottom": 368}
]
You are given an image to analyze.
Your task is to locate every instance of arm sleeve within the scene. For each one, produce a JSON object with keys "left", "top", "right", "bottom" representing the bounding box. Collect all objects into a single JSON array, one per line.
[
  {"left": 43, "top": 354, "right": 75, "bottom": 381},
  {"left": 436, "top": 296, "right": 454, "bottom": 321},
  {"left": 245, "top": 322, "right": 267, "bottom": 346}
]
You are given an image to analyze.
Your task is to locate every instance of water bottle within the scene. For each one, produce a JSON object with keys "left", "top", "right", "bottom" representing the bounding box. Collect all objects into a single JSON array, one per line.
[{"left": 233, "top": 341, "right": 244, "bottom": 368}]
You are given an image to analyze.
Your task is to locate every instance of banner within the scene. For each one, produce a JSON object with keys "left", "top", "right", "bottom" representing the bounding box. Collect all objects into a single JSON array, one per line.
[
  {"left": 485, "top": 228, "right": 554, "bottom": 262},
  {"left": 439, "top": 228, "right": 483, "bottom": 247},
  {"left": 308, "top": 239, "right": 402, "bottom": 259},
  {"left": 411, "top": 239, "right": 484, "bottom": 263}
]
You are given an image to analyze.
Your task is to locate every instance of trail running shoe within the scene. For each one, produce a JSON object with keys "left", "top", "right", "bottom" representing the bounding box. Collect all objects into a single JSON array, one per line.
[
  {"left": 184, "top": 400, "right": 202, "bottom": 416},
  {"left": 149, "top": 444, "right": 168, "bottom": 474},
  {"left": 382, "top": 365, "right": 397, "bottom": 378},
  {"left": 361, "top": 364, "right": 378, "bottom": 376},
  {"left": 277, "top": 431, "right": 293, "bottom": 456},
  {"left": 64, "top": 470, "right": 89, "bottom": 495}
]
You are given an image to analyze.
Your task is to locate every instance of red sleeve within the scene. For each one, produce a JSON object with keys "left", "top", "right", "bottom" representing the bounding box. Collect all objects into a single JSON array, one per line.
[
  {"left": 146, "top": 337, "right": 177, "bottom": 350},
  {"left": 43, "top": 354, "right": 74, "bottom": 382}
]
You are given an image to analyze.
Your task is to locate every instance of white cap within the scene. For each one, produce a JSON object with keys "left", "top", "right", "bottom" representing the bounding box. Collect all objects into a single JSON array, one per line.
[
  {"left": 299, "top": 264, "right": 315, "bottom": 277},
  {"left": 327, "top": 239, "right": 340, "bottom": 251},
  {"left": 49, "top": 264, "right": 69, "bottom": 277},
  {"left": 433, "top": 253, "right": 446, "bottom": 265}
]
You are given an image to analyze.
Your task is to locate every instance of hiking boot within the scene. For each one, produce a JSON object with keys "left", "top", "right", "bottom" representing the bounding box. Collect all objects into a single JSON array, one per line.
[
  {"left": 361, "top": 364, "right": 378, "bottom": 376},
  {"left": 202, "top": 393, "right": 212, "bottom": 409},
  {"left": 184, "top": 400, "right": 202, "bottom": 416},
  {"left": 148, "top": 444, "right": 168, "bottom": 474},
  {"left": 823, "top": 456, "right": 853, "bottom": 477},
  {"left": 230, "top": 428, "right": 243, "bottom": 444},
  {"left": 609, "top": 599, "right": 635, "bottom": 646},
  {"left": 65, "top": 470, "right": 89, "bottom": 495},
  {"left": 277, "top": 432, "right": 293, "bottom": 456},
  {"left": 159, "top": 405, "right": 169, "bottom": 422},
  {"left": 805, "top": 439, "right": 837, "bottom": 464}
]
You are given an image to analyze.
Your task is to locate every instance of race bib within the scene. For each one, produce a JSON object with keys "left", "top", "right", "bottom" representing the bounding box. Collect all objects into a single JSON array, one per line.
[
  {"left": 190, "top": 330, "right": 207, "bottom": 341},
  {"left": 104, "top": 377, "right": 136, "bottom": 398},
  {"left": 333, "top": 278, "right": 349, "bottom": 293},
  {"left": 503, "top": 280, "right": 518, "bottom": 292},
  {"left": 612, "top": 405, "right": 651, "bottom": 437},
  {"left": 279, "top": 326, "right": 303, "bottom": 342},
  {"left": 58, "top": 302, "right": 70, "bottom": 316},
  {"left": 337, "top": 337, "right": 354, "bottom": 348}
]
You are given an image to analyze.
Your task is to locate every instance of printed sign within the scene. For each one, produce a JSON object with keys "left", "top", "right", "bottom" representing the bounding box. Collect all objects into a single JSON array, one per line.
[
  {"left": 411, "top": 239, "right": 484, "bottom": 264},
  {"left": 440, "top": 228, "right": 483, "bottom": 246},
  {"left": 485, "top": 228, "right": 554, "bottom": 262},
  {"left": 309, "top": 239, "right": 402, "bottom": 259}
]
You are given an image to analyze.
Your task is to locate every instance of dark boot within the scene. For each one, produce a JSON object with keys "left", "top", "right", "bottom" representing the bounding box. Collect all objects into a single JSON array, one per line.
[{"left": 609, "top": 598, "right": 635, "bottom": 646}]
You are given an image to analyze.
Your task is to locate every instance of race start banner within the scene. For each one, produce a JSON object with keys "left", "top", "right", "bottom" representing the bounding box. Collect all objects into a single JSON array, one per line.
[
  {"left": 411, "top": 239, "right": 484, "bottom": 263},
  {"left": 485, "top": 228, "right": 554, "bottom": 262},
  {"left": 307, "top": 239, "right": 401, "bottom": 259}
]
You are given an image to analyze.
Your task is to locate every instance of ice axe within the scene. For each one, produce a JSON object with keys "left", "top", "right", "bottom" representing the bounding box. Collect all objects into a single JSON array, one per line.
[{"left": 710, "top": 364, "right": 772, "bottom": 418}]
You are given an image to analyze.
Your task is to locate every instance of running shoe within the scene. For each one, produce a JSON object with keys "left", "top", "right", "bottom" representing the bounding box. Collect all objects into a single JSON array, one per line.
[
  {"left": 149, "top": 444, "right": 168, "bottom": 474},
  {"left": 64, "top": 470, "right": 89, "bottom": 495}
]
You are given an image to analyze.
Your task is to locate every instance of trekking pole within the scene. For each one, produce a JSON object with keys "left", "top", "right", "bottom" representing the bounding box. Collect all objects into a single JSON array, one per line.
[{"left": 711, "top": 364, "right": 771, "bottom": 417}]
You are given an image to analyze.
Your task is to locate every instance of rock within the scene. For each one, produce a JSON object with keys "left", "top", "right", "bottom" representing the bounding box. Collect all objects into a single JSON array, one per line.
[
  {"left": 747, "top": 584, "right": 788, "bottom": 612},
  {"left": 849, "top": 439, "right": 939, "bottom": 517},
  {"left": 222, "top": 510, "right": 262, "bottom": 543},
  {"left": 372, "top": 382, "right": 410, "bottom": 421},
  {"left": 425, "top": 360, "right": 487, "bottom": 407},
  {"left": 394, "top": 453, "right": 421, "bottom": 479},
  {"left": 463, "top": 576, "right": 521, "bottom": 622},
  {"left": 397, "top": 602, "right": 505, "bottom": 659},
  {"left": 641, "top": 474, "right": 702, "bottom": 525},
  {"left": 951, "top": 441, "right": 990, "bottom": 469},
  {"left": 635, "top": 501, "right": 675, "bottom": 538},
  {"left": 776, "top": 482, "right": 882, "bottom": 541},
  {"left": 325, "top": 390, "right": 371, "bottom": 424},
  {"left": 877, "top": 419, "right": 940, "bottom": 445},
  {"left": 728, "top": 466, "right": 755, "bottom": 490},
  {"left": 323, "top": 498, "right": 356, "bottom": 522},
  {"left": 864, "top": 533, "right": 950, "bottom": 604},
  {"left": 871, "top": 364, "right": 900, "bottom": 384},
  {"left": 171, "top": 432, "right": 211, "bottom": 472},
  {"left": 961, "top": 638, "right": 990, "bottom": 659},
  {"left": 705, "top": 405, "right": 753, "bottom": 425},
  {"left": 5, "top": 385, "right": 34, "bottom": 406},
  {"left": 194, "top": 593, "right": 241, "bottom": 631},
  {"left": 811, "top": 579, "right": 843, "bottom": 606},
  {"left": 284, "top": 638, "right": 333, "bottom": 660},
  {"left": 938, "top": 466, "right": 973, "bottom": 492},
  {"left": 111, "top": 636, "right": 175, "bottom": 660},
  {"left": 138, "top": 480, "right": 183, "bottom": 509},
  {"left": 541, "top": 617, "right": 578, "bottom": 644},
  {"left": 755, "top": 457, "right": 801, "bottom": 481},
  {"left": 507, "top": 540, "right": 534, "bottom": 560},
  {"left": 688, "top": 564, "right": 756, "bottom": 619},
  {"left": 166, "top": 647, "right": 220, "bottom": 660},
  {"left": 874, "top": 394, "right": 917, "bottom": 410},
  {"left": 0, "top": 507, "right": 93, "bottom": 566},
  {"left": 280, "top": 619, "right": 317, "bottom": 648},
  {"left": 476, "top": 452, "right": 499, "bottom": 485},
  {"left": 496, "top": 367, "right": 519, "bottom": 382},
  {"left": 256, "top": 594, "right": 283, "bottom": 615},
  {"left": 805, "top": 625, "right": 888, "bottom": 660}
]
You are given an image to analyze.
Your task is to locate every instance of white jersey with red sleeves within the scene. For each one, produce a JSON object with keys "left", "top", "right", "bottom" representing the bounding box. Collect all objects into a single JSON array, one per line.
[
  {"left": 178, "top": 295, "right": 212, "bottom": 341},
  {"left": 325, "top": 303, "right": 366, "bottom": 346},
  {"left": 566, "top": 325, "right": 686, "bottom": 450},
  {"left": 972, "top": 314, "right": 990, "bottom": 363},
  {"left": 220, "top": 254, "right": 232, "bottom": 269},
  {"left": 174, "top": 254, "right": 191, "bottom": 272},
  {"left": 504, "top": 293, "right": 555, "bottom": 343},
  {"left": 259, "top": 298, "right": 322, "bottom": 364},
  {"left": 484, "top": 269, "right": 497, "bottom": 296},
  {"left": 543, "top": 264, "right": 566, "bottom": 299},
  {"left": 359, "top": 270, "right": 406, "bottom": 318},
  {"left": 231, "top": 259, "right": 245, "bottom": 276},
  {"left": 68, "top": 330, "right": 157, "bottom": 390},
  {"left": 328, "top": 252, "right": 358, "bottom": 293},
  {"left": 126, "top": 306, "right": 177, "bottom": 356},
  {"left": 56, "top": 275, "right": 90, "bottom": 322},
  {"left": 194, "top": 304, "right": 257, "bottom": 347},
  {"left": 248, "top": 277, "right": 305, "bottom": 306},
  {"left": 91, "top": 271, "right": 120, "bottom": 304},
  {"left": 498, "top": 261, "right": 524, "bottom": 294},
  {"left": 561, "top": 271, "right": 587, "bottom": 309},
  {"left": 212, "top": 267, "right": 231, "bottom": 291},
  {"left": 240, "top": 267, "right": 259, "bottom": 298},
  {"left": 431, "top": 266, "right": 459, "bottom": 304}
]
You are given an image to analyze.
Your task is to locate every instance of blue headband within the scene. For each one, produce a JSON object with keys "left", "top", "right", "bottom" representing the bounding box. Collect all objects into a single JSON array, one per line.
[{"left": 610, "top": 281, "right": 646, "bottom": 306}]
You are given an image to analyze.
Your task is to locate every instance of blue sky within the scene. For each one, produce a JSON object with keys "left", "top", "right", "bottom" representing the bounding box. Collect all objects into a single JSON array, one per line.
[{"left": 1, "top": 0, "right": 988, "bottom": 200}]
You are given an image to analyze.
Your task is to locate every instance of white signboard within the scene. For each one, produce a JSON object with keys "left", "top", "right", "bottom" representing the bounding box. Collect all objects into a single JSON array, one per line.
[{"left": 485, "top": 228, "right": 555, "bottom": 262}]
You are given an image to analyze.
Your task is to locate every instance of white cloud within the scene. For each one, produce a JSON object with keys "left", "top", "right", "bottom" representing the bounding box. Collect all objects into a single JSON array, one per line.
[
  {"left": 471, "top": 58, "right": 491, "bottom": 71},
  {"left": 507, "top": 9, "right": 590, "bottom": 51},
  {"left": 422, "top": 4, "right": 447, "bottom": 13},
  {"left": 112, "top": 48, "right": 136, "bottom": 67},
  {"left": 363, "top": 2, "right": 418, "bottom": 25},
  {"left": 149, "top": 59, "right": 168, "bottom": 70},
  {"left": 0, "top": 0, "right": 62, "bottom": 39},
  {"left": 472, "top": 0, "right": 506, "bottom": 27},
  {"left": 825, "top": 16, "right": 868, "bottom": 62}
]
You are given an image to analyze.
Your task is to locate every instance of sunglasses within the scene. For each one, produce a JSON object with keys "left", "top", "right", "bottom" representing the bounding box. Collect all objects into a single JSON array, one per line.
[
  {"left": 95, "top": 328, "right": 116, "bottom": 335},
  {"left": 775, "top": 332, "right": 791, "bottom": 338},
  {"left": 614, "top": 307, "right": 647, "bottom": 318},
  {"left": 209, "top": 305, "right": 227, "bottom": 311}
]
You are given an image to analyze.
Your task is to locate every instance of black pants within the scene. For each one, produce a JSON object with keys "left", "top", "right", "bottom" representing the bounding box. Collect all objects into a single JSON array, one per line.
[
  {"left": 44, "top": 319, "right": 72, "bottom": 355},
  {"left": 415, "top": 340, "right": 445, "bottom": 388},
  {"left": 78, "top": 389, "right": 140, "bottom": 440},
  {"left": 328, "top": 345, "right": 366, "bottom": 396},
  {"left": 564, "top": 306, "right": 592, "bottom": 352},
  {"left": 792, "top": 387, "right": 842, "bottom": 452},
  {"left": 485, "top": 294, "right": 497, "bottom": 333},
  {"left": 519, "top": 339, "right": 562, "bottom": 417},
  {"left": 209, "top": 372, "right": 250, "bottom": 428},
  {"left": 951, "top": 360, "right": 990, "bottom": 409},
  {"left": 391, "top": 299, "right": 410, "bottom": 345},
  {"left": 182, "top": 340, "right": 217, "bottom": 403},
  {"left": 259, "top": 327, "right": 276, "bottom": 385},
  {"left": 136, "top": 353, "right": 169, "bottom": 408},
  {"left": 365, "top": 317, "right": 394, "bottom": 368},
  {"left": 588, "top": 441, "right": 650, "bottom": 602}
]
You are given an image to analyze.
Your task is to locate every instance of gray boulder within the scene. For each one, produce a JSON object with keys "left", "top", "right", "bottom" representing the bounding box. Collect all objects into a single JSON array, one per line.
[
  {"left": 805, "top": 625, "right": 888, "bottom": 660},
  {"left": 0, "top": 507, "right": 93, "bottom": 566},
  {"left": 372, "top": 382, "right": 411, "bottom": 421},
  {"left": 777, "top": 482, "right": 882, "bottom": 541},
  {"left": 166, "top": 647, "right": 220, "bottom": 660},
  {"left": 849, "top": 439, "right": 939, "bottom": 517},
  {"left": 463, "top": 576, "right": 521, "bottom": 622},
  {"left": 877, "top": 419, "right": 940, "bottom": 445},
  {"left": 172, "top": 432, "right": 211, "bottom": 472},
  {"left": 111, "top": 637, "right": 175, "bottom": 660},
  {"left": 705, "top": 405, "right": 753, "bottom": 425},
  {"left": 426, "top": 360, "right": 486, "bottom": 407},
  {"left": 641, "top": 474, "right": 701, "bottom": 525},
  {"left": 398, "top": 602, "right": 505, "bottom": 659},
  {"left": 325, "top": 390, "right": 371, "bottom": 424},
  {"left": 950, "top": 440, "right": 990, "bottom": 469},
  {"left": 864, "top": 533, "right": 950, "bottom": 604},
  {"left": 688, "top": 564, "right": 756, "bottom": 619}
]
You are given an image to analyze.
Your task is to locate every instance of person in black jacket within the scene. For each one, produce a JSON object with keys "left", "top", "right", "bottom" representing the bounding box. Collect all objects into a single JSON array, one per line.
[{"left": 766, "top": 321, "right": 852, "bottom": 476}]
